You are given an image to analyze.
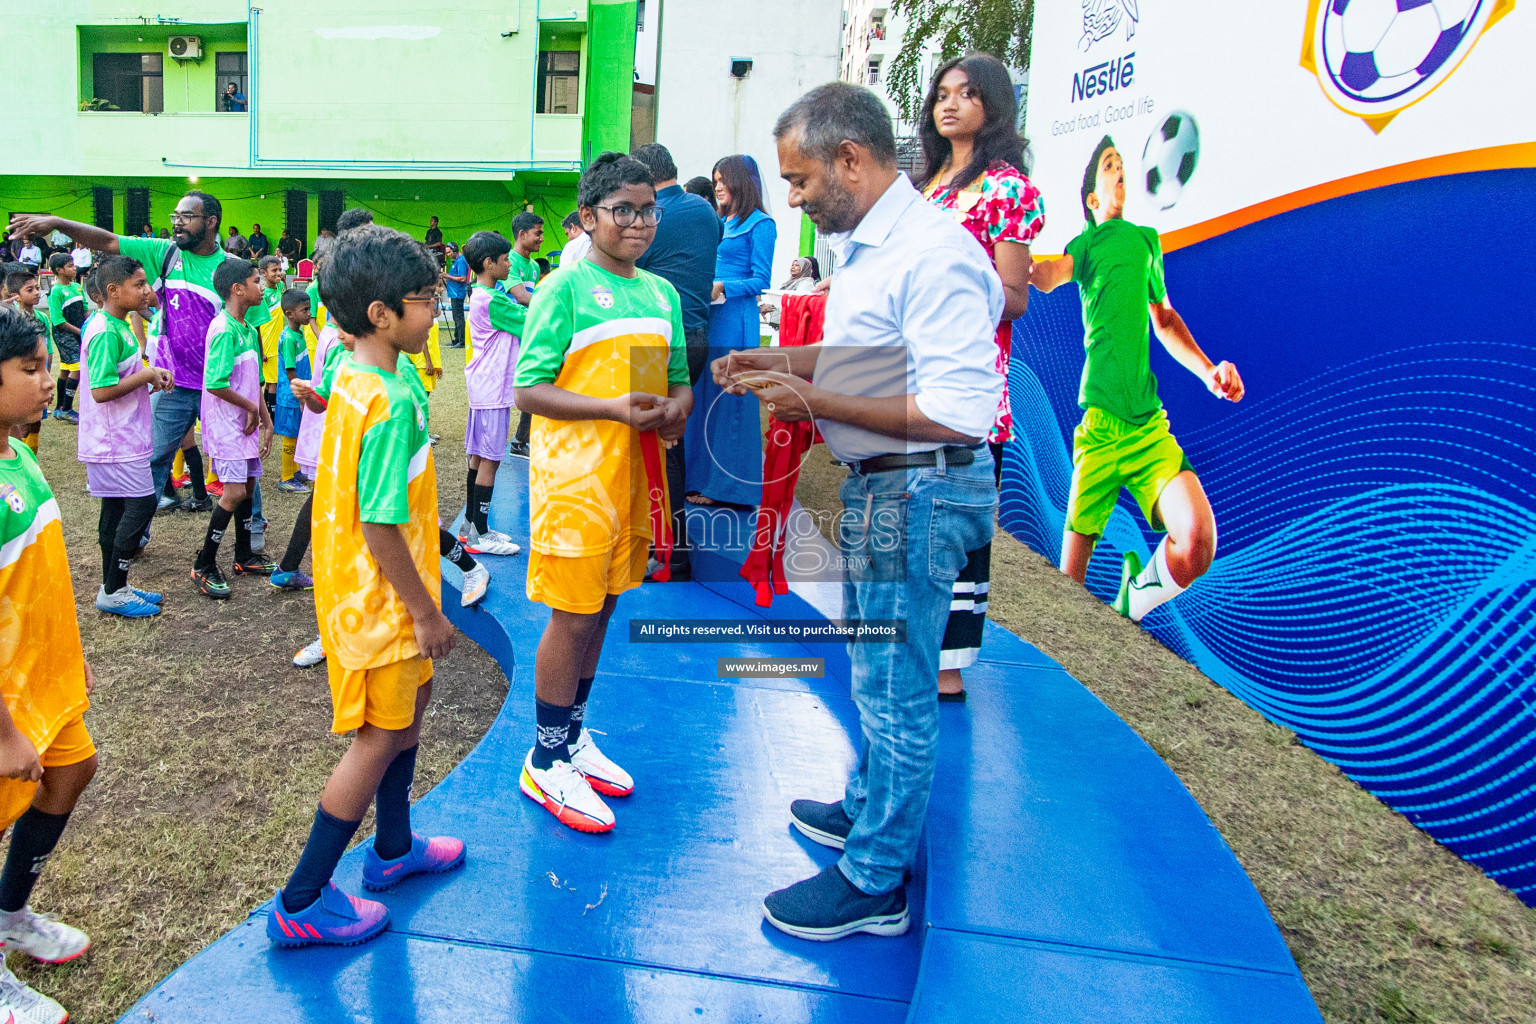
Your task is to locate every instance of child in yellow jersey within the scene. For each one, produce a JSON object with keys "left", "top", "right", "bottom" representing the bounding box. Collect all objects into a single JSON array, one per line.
[
  {"left": 0, "top": 307, "right": 100, "bottom": 1023},
  {"left": 512, "top": 152, "right": 691, "bottom": 833},
  {"left": 268, "top": 225, "right": 464, "bottom": 950}
]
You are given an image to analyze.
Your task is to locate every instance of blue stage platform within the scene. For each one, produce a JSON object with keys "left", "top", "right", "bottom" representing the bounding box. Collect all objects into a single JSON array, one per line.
[{"left": 118, "top": 461, "right": 1321, "bottom": 1023}]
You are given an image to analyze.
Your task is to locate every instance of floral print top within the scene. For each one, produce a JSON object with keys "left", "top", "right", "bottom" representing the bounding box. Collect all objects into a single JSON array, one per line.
[{"left": 923, "top": 160, "right": 1046, "bottom": 443}]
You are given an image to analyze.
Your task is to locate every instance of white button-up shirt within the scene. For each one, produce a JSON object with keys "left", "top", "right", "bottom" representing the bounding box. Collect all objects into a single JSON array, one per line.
[{"left": 812, "top": 173, "right": 1004, "bottom": 462}]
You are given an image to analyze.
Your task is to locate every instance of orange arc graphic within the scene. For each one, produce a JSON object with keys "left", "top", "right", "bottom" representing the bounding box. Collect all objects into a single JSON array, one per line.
[{"left": 1157, "top": 142, "right": 1536, "bottom": 254}]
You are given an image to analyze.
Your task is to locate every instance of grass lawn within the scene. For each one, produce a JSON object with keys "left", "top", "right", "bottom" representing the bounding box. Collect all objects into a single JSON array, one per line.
[
  {"left": 792, "top": 447, "right": 1536, "bottom": 1024},
  {"left": 12, "top": 343, "right": 507, "bottom": 1023}
]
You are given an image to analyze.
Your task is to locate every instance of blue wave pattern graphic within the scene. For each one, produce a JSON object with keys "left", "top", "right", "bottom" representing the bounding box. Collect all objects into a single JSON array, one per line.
[{"left": 999, "top": 169, "right": 1536, "bottom": 903}]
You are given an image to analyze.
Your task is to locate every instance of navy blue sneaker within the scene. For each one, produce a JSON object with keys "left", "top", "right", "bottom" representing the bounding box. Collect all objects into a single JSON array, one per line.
[
  {"left": 789, "top": 799, "right": 853, "bottom": 850},
  {"left": 762, "top": 864, "right": 909, "bottom": 941}
]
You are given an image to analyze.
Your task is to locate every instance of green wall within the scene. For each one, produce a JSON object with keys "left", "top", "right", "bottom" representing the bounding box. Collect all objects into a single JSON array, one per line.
[{"left": 585, "top": 0, "right": 639, "bottom": 159}]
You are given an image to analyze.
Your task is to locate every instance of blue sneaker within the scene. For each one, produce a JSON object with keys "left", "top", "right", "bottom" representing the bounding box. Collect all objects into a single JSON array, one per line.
[
  {"left": 267, "top": 882, "right": 389, "bottom": 948},
  {"left": 270, "top": 570, "right": 314, "bottom": 591},
  {"left": 762, "top": 864, "right": 909, "bottom": 942},
  {"left": 362, "top": 833, "right": 466, "bottom": 891},
  {"left": 95, "top": 586, "right": 161, "bottom": 619},
  {"left": 132, "top": 588, "right": 163, "bottom": 605},
  {"left": 56, "top": 411, "right": 79, "bottom": 425}
]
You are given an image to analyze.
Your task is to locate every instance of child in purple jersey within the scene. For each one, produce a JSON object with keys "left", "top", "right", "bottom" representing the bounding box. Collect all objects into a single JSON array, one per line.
[
  {"left": 460, "top": 222, "right": 539, "bottom": 558},
  {"left": 191, "top": 261, "right": 276, "bottom": 599},
  {"left": 80, "top": 257, "right": 174, "bottom": 618}
]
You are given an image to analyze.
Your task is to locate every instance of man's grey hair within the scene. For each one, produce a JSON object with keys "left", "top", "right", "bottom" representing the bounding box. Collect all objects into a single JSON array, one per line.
[{"left": 774, "top": 82, "right": 897, "bottom": 167}]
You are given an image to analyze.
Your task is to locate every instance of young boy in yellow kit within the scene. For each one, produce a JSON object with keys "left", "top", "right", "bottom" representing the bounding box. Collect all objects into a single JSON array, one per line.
[
  {"left": 0, "top": 307, "right": 100, "bottom": 1024},
  {"left": 512, "top": 153, "right": 691, "bottom": 833},
  {"left": 267, "top": 224, "right": 464, "bottom": 948}
]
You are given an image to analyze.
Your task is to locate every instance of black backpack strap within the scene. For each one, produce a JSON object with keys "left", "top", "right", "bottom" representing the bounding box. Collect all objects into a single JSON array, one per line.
[{"left": 159, "top": 243, "right": 180, "bottom": 286}]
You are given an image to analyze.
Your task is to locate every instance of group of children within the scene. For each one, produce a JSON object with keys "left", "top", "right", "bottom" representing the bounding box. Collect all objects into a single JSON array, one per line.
[{"left": 0, "top": 151, "right": 694, "bottom": 1020}]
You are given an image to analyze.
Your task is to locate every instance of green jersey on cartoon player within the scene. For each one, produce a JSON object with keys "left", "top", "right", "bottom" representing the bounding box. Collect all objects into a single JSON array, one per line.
[{"left": 1031, "top": 135, "right": 1245, "bottom": 625}]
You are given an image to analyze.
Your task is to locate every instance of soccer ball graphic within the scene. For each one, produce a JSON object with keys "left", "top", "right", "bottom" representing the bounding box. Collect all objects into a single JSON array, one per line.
[
  {"left": 1318, "top": 0, "right": 1496, "bottom": 116},
  {"left": 1142, "top": 111, "right": 1199, "bottom": 211}
]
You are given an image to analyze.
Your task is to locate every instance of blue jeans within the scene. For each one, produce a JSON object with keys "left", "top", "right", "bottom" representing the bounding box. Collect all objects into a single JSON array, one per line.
[{"left": 838, "top": 447, "right": 997, "bottom": 895}]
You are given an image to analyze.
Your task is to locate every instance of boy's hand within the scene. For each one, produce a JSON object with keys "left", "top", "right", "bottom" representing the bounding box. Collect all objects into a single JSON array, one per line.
[
  {"left": 1205, "top": 361, "right": 1245, "bottom": 403},
  {"left": 84, "top": 661, "right": 97, "bottom": 697},
  {"left": 241, "top": 406, "right": 260, "bottom": 435},
  {"left": 433, "top": 367, "right": 443, "bottom": 380},
  {"left": 612, "top": 393, "right": 670, "bottom": 433},
  {"left": 150, "top": 368, "right": 173, "bottom": 392},
  {"left": 290, "top": 379, "right": 315, "bottom": 404},
  {"left": 0, "top": 727, "right": 42, "bottom": 784},
  {"left": 415, "top": 608, "right": 456, "bottom": 661},
  {"left": 657, "top": 397, "right": 688, "bottom": 443}
]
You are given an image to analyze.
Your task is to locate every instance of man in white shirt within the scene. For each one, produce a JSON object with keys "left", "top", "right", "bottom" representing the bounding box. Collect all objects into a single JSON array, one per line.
[
  {"left": 17, "top": 239, "right": 41, "bottom": 266},
  {"left": 559, "top": 211, "right": 592, "bottom": 266},
  {"left": 70, "top": 245, "right": 92, "bottom": 270},
  {"left": 720, "top": 82, "right": 1004, "bottom": 941}
]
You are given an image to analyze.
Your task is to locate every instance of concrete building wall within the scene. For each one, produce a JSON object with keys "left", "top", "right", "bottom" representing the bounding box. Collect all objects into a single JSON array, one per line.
[{"left": 653, "top": 0, "right": 842, "bottom": 282}]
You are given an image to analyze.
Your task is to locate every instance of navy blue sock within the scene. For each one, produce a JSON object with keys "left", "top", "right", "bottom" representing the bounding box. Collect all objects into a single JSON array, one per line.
[
  {"left": 0, "top": 808, "right": 71, "bottom": 913},
  {"left": 373, "top": 745, "right": 417, "bottom": 861},
  {"left": 566, "top": 676, "right": 595, "bottom": 747},
  {"left": 283, "top": 805, "right": 361, "bottom": 913},
  {"left": 532, "top": 698, "right": 573, "bottom": 770}
]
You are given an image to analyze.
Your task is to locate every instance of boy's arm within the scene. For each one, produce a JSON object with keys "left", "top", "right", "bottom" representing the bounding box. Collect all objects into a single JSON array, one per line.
[
  {"left": 1149, "top": 301, "right": 1244, "bottom": 402},
  {"left": 359, "top": 524, "right": 455, "bottom": 660},
  {"left": 1029, "top": 254, "right": 1074, "bottom": 293},
  {"left": 93, "top": 366, "right": 169, "bottom": 403}
]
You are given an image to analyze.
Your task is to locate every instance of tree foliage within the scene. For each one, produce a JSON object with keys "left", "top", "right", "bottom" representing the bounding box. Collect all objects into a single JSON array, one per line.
[{"left": 885, "top": 0, "right": 1034, "bottom": 120}]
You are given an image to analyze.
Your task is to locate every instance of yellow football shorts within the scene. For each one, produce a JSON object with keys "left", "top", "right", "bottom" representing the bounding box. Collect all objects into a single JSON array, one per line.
[
  {"left": 327, "top": 656, "right": 433, "bottom": 734},
  {"left": 1065, "top": 407, "right": 1193, "bottom": 537},
  {"left": 0, "top": 714, "right": 96, "bottom": 830},
  {"left": 526, "top": 532, "right": 648, "bottom": 615}
]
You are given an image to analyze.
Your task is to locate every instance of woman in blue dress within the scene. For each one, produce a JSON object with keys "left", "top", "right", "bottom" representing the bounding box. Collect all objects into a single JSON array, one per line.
[{"left": 684, "top": 154, "right": 775, "bottom": 507}]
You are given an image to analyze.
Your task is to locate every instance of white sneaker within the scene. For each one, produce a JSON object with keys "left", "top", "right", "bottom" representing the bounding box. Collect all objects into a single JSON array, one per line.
[
  {"left": 469, "top": 529, "right": 520, "bottom": 557},
  {"left": 0, "top": 907, "right": 89, "bottom": 964},
  {"left": 460, "top": 563, "right": 490, "bottom": 607},
  {"left": 519, "top": 752, "right": 614, "bottom": 833},
  {"left": 569, "top": 729, "right": 633, "bottom": 797},
  {"left": 293, "top": 637, "right": 326, "bottom": 668},
  {"left": 0, "top": 960, "right": 66, "bottom": 1024}
]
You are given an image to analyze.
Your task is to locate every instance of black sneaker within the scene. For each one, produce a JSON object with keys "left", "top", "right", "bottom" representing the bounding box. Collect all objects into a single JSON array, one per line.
[
  {"left": 789, "top": 799, "right": 853, "bottom": 850},
  {"left": 507, "top": 440, "right": 530, "bottom": 459},
  {"left": 233, "top": 555, "right": 279, "bottom": 577},
  {"left": 180, "top": 495, "right": 213, "bottom": 513},
  {"left": 192, "top": 564, "right": 232, "bottom": 599},
  {"left": 762, "top": 864, "right": 909, "bottom": 942}
]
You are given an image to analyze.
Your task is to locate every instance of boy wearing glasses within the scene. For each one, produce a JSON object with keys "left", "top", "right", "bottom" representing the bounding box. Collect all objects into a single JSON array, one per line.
[
  {"left": 458, "top": 218, "right": 541, "bottom": 557},
  {"left": 512, "top": 152, "right": 690, "bottom": 832}
]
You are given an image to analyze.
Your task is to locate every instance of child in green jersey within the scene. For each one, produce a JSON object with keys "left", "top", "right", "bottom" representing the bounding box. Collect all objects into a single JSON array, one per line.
[
  {"left": 5, "top": 267, "right": 51, "bottom": 454},
  {"left": 512, "top": 152, "right": 691, "bottom": 833},
  {"left": 45, "top": 255, "right": 84, "bottom": 423},
  {"left": 1031, "top": 136, "right": 1245, "bottom": 623}
]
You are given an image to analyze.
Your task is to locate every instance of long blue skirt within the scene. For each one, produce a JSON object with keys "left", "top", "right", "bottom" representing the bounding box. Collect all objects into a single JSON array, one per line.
[{"left": 684, "top": 296, "right": 763, "bottom": 508}]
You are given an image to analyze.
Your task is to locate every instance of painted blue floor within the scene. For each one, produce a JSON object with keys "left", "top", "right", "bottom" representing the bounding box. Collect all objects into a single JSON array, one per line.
[{"left": 120, "top": 459, "right": 1320, "bottom": 1023}]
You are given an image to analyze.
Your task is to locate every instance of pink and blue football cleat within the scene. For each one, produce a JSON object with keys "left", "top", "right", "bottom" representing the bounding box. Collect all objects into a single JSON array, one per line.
[
  {"left": 362, "top": 834, "right": 466, "bottom": 891},
  {"left": 267, "top": 883, "right": 389, "bottom": 947}
]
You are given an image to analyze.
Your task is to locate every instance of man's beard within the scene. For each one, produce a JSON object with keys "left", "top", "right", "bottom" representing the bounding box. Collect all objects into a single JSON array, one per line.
[
  {"left": 803, "top": 177, "right": 861, "bottom": 234},
  {"left": 175, "top": 225, "right": 208, "bottom": 251}
]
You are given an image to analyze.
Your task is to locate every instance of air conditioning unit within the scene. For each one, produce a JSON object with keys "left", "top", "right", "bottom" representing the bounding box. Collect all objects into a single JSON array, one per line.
[{"left": 168, "top": 35, "right": 202, "bottom": 60}]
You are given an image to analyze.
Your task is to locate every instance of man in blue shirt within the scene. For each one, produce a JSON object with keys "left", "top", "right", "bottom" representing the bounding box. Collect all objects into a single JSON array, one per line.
[
  {"left": 443, "top": 242, "right": 469, "bottom": 348},
  {"left": 633, "top": 142, "right": 723, "bottom": 581}
]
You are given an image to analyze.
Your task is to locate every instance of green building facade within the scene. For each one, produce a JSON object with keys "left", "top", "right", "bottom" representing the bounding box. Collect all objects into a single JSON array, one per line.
[{"left": 1, "top": 0, "right": 639, "bottom": 259}]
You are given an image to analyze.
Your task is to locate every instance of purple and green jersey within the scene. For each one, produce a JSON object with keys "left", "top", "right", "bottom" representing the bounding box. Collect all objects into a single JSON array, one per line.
[
  {"left": 78, "top": 313, "right": 151, "bottom": 464},
  {"left": 200, "top": 312, "right": 263, "bottom": 461},
  {"left": 465, "top": 262, "right": 535, "bottom": 410},
  {"left": 117, "top": 236, "right": 243, "bottom": 391}
]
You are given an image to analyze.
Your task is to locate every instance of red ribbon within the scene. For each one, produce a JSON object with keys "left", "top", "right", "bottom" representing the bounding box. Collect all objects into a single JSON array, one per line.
[{"left": 639, "top": 429, "right": 672, "bottom": 582}]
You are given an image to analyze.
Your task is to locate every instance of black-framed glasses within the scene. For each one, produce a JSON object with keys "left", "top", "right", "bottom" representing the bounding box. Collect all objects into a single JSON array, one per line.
[
  {"left": 169, "top": 213, "right": 204, "bottom": 224},
  {"left": 591, "top": 204, "right": 662, "bottom": 227}
]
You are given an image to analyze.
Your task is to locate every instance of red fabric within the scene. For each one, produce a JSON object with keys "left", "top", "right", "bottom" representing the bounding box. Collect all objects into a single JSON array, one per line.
[
  {"left": 740, "top": 293, "right": 827, "bottom": 606},
  {"left": 639, "top": 430, "right": 673, "bottom": 581}
]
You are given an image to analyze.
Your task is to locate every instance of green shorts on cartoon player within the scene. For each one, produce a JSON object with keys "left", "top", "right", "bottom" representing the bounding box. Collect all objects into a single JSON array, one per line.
[{"left": 1031, "top": 135, "right": 1244, "bottom": 622}]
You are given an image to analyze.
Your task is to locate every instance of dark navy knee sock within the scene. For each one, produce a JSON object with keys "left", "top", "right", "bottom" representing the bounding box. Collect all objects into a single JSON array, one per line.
[
  {"left": 372, "top": 745, "right": 418, "bottom": 861},
  {"left": 282, "top": 805, "right": 361, "bottom": 913},
  {"left": 0, "top": 808, "right": 72, "bottom": 913},
  {"left": 439, "top": 528, "right": 476, "bottom": 572},
  {"left": 532, "top": 698, "right": 574, "bottom": 770},
  {"left": 565, "top": 676, "right": 595, "bottom": 747}
]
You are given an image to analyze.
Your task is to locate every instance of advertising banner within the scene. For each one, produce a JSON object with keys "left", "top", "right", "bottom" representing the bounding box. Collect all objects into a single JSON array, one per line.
[{"left": 1012, "top": 0, "right": 1536, "bottom": 904}]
